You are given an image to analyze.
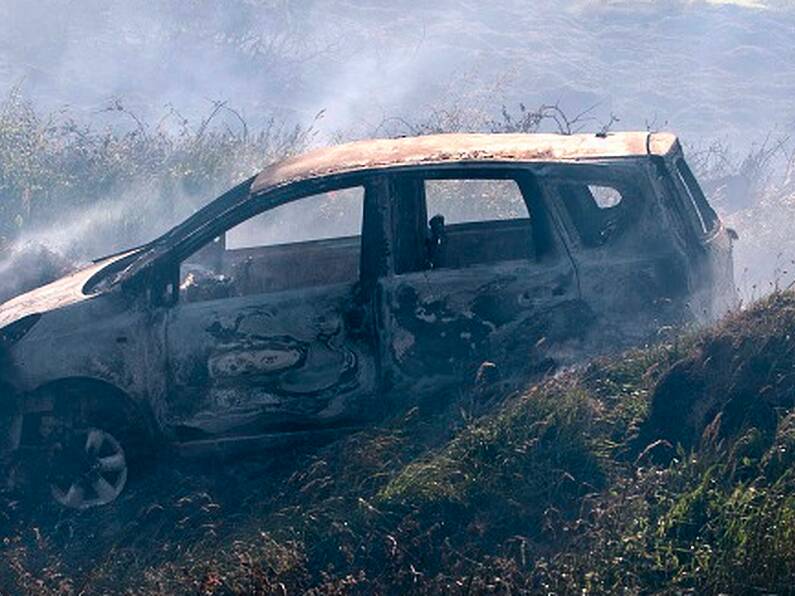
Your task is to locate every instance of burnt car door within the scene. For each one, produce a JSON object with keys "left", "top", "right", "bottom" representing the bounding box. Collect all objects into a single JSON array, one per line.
[
  {"left": 536, "top": 158, "right": 710, "bottom": 352},
  {"left": 376, "top": 166, "right": 587, "bottom": 396},
  {"left": 161, "top": 177, "right": 385, "bottom": 444}
]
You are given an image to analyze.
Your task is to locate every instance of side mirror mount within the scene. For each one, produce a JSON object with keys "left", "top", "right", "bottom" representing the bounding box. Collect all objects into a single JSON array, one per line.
[{"left": 727, "top": 227, "right": 739, "bottom": 241}]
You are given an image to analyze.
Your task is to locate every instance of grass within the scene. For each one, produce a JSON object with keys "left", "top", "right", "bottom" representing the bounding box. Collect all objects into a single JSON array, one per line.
[
  {"left": 0, "top": 88, "right": 319, "bottom": 302},
  {"left": 0, "top": 88, "right": 316, "bottom": 251},
  {"left": 4, "top": 292, "right": 795, "bottom": 594},
  {"left": 2, "top": 90, "right": 795, "bottom": 593}
]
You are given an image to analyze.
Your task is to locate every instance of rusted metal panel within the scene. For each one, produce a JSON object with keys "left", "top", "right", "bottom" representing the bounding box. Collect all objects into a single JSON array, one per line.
[
  {"left": 0, "top": 259, "right": 112, "bottom": 331},
  {"left": 377, "top": 260, "right": 588, "bottom": 396},
  {"left": 0, "top": 131, "right": 734, "bottom": 476},
  {"left": 6, "top": 292, "right": 168, "bottom": 403},
  {"left": 251, "top": 132, "right": 678, "bottom": 195},
  {"left": 164, "top": 281, "right": 376, "bottom": 437}
]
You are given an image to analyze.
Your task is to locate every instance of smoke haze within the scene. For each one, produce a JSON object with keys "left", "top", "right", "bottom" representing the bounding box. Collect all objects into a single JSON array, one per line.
[
  {"left": 2, "top": 1, "right": 794, "bottom": 142},
  {"left": 1, "top": 0, "right": 795, "bottom": 298}
]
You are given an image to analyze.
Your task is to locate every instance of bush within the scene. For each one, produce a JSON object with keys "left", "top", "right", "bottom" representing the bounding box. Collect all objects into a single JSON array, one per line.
[{"left": 0, "top": 88, "right": 316, "bottom": 252}]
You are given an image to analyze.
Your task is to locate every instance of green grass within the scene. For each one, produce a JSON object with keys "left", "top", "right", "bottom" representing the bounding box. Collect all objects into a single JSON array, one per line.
[
  {"left": 5, "top": 293, "right": 795, "bottom": 594},
  {"left": 2, "top": 90, "right": 795, "bottom": 593}
]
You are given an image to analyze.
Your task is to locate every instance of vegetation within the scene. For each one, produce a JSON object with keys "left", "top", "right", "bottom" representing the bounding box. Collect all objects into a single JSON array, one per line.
[
  {"left": 1, "top": 83, "right": 793, "bottom": 294},
  {"left": 2, "top": 288, "right": 795, "bottom": 594},
  {"left": 0, "top": 87, "right": 316, "bottom": 251},
  {"left": 2, "top": 89, "right": 795, "bottom": 593}
]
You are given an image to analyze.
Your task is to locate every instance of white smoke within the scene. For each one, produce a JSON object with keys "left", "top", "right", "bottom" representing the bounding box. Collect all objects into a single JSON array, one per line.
[
  {"left": 0, "top": 190, "right": 193, "bottom": 304},
  {"left": 0, "top": 0, "right": 794, "bottom": 303}
]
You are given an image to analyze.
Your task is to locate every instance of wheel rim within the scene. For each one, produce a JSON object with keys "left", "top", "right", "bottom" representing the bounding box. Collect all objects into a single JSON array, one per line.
[{"left": 50, "top": 427, "right": 128, "bottom": 509}]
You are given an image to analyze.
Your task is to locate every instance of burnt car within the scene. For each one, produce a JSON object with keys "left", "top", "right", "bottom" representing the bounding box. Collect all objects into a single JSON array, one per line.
[{"left": 0, "top": 132, "right": 736, "bottom": 508}]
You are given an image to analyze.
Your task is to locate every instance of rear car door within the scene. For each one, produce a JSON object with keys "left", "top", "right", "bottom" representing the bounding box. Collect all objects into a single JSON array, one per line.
[
  {"left": 537, "top": 159, "right": 702, "bottom": 352},
  {"left": 376, "top": 166, "right": 587, "bottom": 397},
  {"left": 163, "top": 179, "right": 384, "bottom": 444}
]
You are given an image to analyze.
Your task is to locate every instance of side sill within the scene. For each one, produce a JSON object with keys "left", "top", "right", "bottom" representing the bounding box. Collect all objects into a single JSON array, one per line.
[{"left": 175, "top": 426, "right": 361, "bottom": 459}]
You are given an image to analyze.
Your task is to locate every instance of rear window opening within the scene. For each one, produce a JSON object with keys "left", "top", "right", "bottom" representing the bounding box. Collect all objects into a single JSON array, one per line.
[
  {"left": 675, "top": 158, "right": 719, "bottom": 235},
  {"left": 556, "top": 182, "right": 633, "bottom": 248},
  {"left": 588, "top": 185, "right": 623, "bottom": 209},
  {"left": 421, "top": 178, "right": 534, "bottom": 271}
]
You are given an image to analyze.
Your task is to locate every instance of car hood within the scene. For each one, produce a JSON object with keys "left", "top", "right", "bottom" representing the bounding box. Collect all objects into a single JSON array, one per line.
[{"left": 0, "top": 254, "right": 127, "bottom": 331}]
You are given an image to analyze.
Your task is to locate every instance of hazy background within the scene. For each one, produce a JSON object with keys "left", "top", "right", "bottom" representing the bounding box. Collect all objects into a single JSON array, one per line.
[
  {"left": 1, "top": 0, "right": 794, "bottom": 300},
  {"left": 2, "top": 0, "right": 793, "bottom": 140}
]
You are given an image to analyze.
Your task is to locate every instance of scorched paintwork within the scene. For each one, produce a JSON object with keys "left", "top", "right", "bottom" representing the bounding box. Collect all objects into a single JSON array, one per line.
[{"left": 0, "top": 131, "right": 736, "bottom": 506}]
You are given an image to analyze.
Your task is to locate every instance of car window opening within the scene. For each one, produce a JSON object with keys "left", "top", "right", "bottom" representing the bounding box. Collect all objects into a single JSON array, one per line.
[
  {"left": 180, "top": 186, "right": 365, "bottom": 303},
  {"left": 675, "top": 158, "right": 719, "bottom": 235},
  {"left": 415, "top": 177, "right": 535, "bottom": 272},
  {"left": 556, "top": 181, "right": 633, "bottom": 248},
  {"left": 588, "top": 185, "right": 623, "bottom": 209}
]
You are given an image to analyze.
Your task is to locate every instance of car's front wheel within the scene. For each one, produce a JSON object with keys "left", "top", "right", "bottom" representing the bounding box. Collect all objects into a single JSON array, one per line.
[{"left": 48, "top": 426, "right": 128, "bottom": 509}]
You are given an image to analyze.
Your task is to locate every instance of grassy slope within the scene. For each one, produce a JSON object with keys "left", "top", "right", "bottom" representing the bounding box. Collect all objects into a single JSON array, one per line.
[{"left": 3, "top": 292, "right": 795, "bottom": 594}]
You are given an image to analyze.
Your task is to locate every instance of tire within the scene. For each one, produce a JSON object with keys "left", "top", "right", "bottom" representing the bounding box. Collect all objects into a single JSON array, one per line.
[
  {"left": 48, "top": 426, "right": 128, "bottom": 509},
  {"left": 21, "top": 383, "right": 150, "bottom": 509}
]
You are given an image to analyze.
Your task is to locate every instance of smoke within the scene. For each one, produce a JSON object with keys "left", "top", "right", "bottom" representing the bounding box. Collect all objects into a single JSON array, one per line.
[
  {"left": 2, "top": 0, "right": 793, "bottom": 145},
  {"left": 0, "top": 243, "right": 74, "bottom": 304},
  {"left": 0, "top": 194, "right": 166, "bottom": 303},
  {"left": 1, "top": 0, "right": 794, "bottom": 303}
]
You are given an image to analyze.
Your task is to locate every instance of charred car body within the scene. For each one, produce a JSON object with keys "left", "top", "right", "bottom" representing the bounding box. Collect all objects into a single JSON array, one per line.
[{"left": 0, "top": 132, "right": 736, "bottom": 508}]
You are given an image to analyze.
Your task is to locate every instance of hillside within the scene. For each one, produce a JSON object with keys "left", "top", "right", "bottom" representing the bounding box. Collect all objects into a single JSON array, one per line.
[
  {"left": 2, "top": 291, "right": 795, "bottom": 594},
  {"left": 3, "top": 1, "right": 794, "bottom": 147},
  {"left": 2, "top": 0, "right": 795, "bottom": 592}
]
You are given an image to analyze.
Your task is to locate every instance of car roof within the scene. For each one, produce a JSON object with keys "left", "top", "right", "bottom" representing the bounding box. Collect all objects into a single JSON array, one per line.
[
  {"left": 251, "top": 131, "right": 679, "bottom": 195},
  {"left": 83, "top": 131, "right": 681, "bottom": 294}
]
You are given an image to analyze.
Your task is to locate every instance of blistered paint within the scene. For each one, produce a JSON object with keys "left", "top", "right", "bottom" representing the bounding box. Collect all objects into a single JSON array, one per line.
[
  {"left": 0, "top": 134, "right": 735, "bottom": 462},
  {"left": 164, "top": 282, "right": 374, "bottom": 438}
]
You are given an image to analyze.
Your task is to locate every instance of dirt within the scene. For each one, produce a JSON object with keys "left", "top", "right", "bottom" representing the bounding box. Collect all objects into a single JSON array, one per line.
[{"left": 637, "top": 291, "right": 795, "bottom": 453}]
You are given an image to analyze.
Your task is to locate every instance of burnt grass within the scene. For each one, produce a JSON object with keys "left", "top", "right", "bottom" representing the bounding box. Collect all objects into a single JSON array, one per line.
[{"left": 3, "top": 293, "right": 795, "bottom": 594}]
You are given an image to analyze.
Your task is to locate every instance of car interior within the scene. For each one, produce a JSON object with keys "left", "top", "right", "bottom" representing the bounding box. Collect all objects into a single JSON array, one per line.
[
  {"left": 389, "top": 172, "right": 537, "bottom": 274},
  {"left": 177, "top": 168, "right": 573, "bottom": 303},
  {"left": 179, "top": 186, "right": 366, "bottom": 302}
]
